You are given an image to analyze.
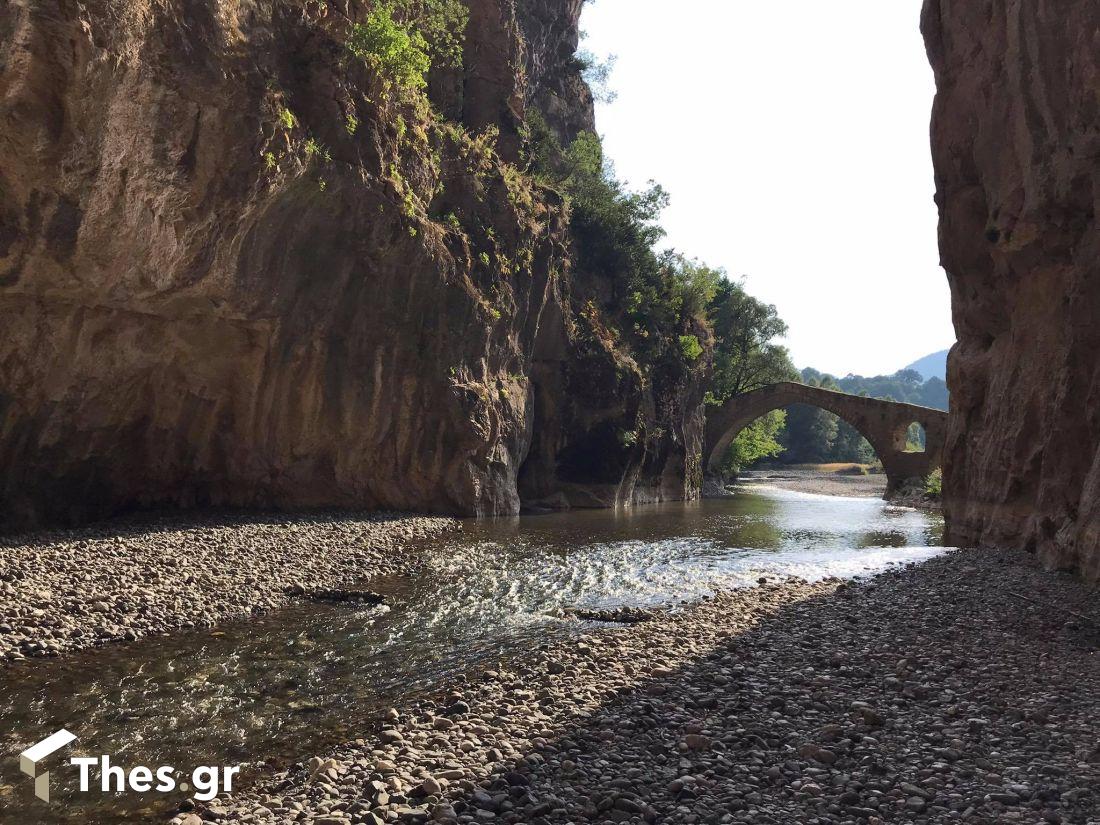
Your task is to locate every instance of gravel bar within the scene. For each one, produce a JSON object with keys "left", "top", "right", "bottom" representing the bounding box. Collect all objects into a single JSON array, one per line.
[
  {"left": 0, "top": 511, "right": 458, "bottom": 664},
  {"left": 206, "top": 547, "right": 1099, "bottom": 825},
  {"left": 736, "top": 470, "right": 889, "bottom": 499}
]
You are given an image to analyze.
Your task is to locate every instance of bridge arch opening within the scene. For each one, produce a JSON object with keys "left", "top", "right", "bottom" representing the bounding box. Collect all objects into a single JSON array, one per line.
[
  {"left": 783, "top": 403, "right": 879, "bottom": 467},
  {"left": 904, "top": 421, "right": 927, "bottom": 453},
  {"left": 713, "top": 410, "right": 789, "bottom": 477},
  {"left": 712, "top": 402, "right": 885, "bottom": 478}
]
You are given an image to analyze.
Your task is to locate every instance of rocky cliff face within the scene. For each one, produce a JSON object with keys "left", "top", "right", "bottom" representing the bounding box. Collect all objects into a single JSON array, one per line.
[
  {"left": 923, "top": 0, "right": 1100, "bottom": 580},
  {"left": 0, "top": 0, "right": 703, "bottom": 528}
]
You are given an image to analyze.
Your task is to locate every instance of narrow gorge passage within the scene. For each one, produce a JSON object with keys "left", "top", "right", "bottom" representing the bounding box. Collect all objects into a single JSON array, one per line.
[{"left": 3, "top": 0, "right": 1100, "bottom": 823}]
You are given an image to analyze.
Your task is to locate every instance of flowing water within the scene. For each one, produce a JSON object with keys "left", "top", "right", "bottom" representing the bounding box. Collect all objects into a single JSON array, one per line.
[{"left": 0, "top": 485, "right": 947, "bottom": 823}]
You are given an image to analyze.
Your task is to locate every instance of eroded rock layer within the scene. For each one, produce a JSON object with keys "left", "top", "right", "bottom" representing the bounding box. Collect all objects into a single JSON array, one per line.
[
  {"left": 0, "top": 0, "right": 703, "bottom": 528},
  {"left": 923, "top": 0, "right": 1100, "bottom": 580}
]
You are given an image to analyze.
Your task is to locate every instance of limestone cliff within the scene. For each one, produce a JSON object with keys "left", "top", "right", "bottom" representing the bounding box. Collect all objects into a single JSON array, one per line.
[
  {"left": 0, "top": 0, "right": 704, "bottom": 528},
  {"left": 923, "top": 0, "right": 1100, "bottom": 580}
]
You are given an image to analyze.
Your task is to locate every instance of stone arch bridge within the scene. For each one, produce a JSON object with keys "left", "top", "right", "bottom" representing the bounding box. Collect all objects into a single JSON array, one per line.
[{"left": 705, "top": 382, "right": 948, "bottom": 495}]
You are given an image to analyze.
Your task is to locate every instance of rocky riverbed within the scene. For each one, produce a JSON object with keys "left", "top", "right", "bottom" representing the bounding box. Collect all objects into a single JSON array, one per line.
[
  {"left": 0, "top": 512, "right": 457, "bottom": 664},
  {"left": 204, "top": 547, "right": 1100, "bottom": 825}
]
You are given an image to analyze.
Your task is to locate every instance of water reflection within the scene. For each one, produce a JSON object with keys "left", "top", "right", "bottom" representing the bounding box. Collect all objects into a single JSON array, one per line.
[{"left": 0, "top": 489, "right": 945, "bottom": 823}]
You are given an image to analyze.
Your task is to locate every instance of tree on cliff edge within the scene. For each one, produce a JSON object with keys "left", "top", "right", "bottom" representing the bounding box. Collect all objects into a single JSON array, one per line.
[{"left": 705, "top": 279, "right": 798, "bottom": 404}]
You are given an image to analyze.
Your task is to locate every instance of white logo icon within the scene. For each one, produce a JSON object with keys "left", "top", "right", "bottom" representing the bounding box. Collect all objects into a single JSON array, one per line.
[{"left": 20, "top": 729, "right": 77, "bottom": 802}]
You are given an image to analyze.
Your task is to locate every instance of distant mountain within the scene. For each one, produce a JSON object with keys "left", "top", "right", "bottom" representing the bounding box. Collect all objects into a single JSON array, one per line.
[{"left": 904, "top": 349, "right": 949, "bottom": 381}]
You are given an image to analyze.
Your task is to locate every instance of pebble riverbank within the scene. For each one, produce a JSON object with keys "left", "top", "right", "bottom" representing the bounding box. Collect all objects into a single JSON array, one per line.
[
  {"left": 204, "top": 548, "right": 1100, "bottom": 825},
  {"left": 0, "top": 512, "right": 457, "bottom": 664},
  {"left": 737, "top": 469, "right": 943, "bottom": 513},
  {"left": 735, "top": 470, "right": 888, "bottom": 499}
]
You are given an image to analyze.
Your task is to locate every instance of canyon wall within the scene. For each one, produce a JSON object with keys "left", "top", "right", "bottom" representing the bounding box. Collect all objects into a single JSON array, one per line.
[
  {"left": 0, "top": 0, "right": 704, "bottom": 528},
  {"left": 923, "top": 0, "right": 1100, "bottom": 580}
]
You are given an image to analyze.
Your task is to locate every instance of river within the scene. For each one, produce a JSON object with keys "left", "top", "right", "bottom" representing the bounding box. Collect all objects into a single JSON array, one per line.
[{"left": 0, "top": 485, "right": 946, "bottom": 823}]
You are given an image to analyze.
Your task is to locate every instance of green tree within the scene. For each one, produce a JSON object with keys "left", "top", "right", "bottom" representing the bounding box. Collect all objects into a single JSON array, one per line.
[
  {"left": 667, "top": 255, "right": 722, "bottom": 321},
  {"left": 830, "top": 420, "right": 875, "bottom": 463},
  {"left": 525, "top": 122, "right": 789, "bottom": 396},
  {"left": 572, "top": 50, "right": 618, "bottom": 104},
  {"left": 551, "top": 130, "right": 696, "bottom": 371},
  {"left": 720, "top": 410, "right": 787, "bottom": 476},
  {"left": 678, "top": 334, "right": 704, "bottom": 361},
  {"left": 924, "top": 469, "right": 943, "bottom": 499},
  {"left": 807, "top": 368, "right": 948, "bottom": 412},
  {"left": 347, "top": 5, "right": 432, "bottom": 90},
  {"left": 346, "top": 0, "right": 469, "bottom": 92},
  {"left": 906, "top": 422, "right": 927, "bottom": 451},
  {"left": 397, "top": 0, "right": 469, "bottom": 69},
  {"left": 706, "top": 278, "right": 797, "bottom": 403},
  {"left": 918, "top": 377, "right": 949, "bottom": 410},
  {"left": 780, "top": 403, "right": 839, "bottom": 464}
]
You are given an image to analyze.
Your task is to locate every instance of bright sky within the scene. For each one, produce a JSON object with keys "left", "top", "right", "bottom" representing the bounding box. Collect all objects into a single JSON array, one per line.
[{"left": 580, "top": 0, "right": 956, "bottom": 377}]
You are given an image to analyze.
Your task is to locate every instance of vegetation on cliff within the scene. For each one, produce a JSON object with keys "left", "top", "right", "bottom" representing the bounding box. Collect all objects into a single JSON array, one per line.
[
  {"left": 0, "top": 0, "right": 947, "bottom": 521},
  {"left": 705, "top": 279, "right": 798, "bottom": 403},
  {"left": 4, "top": 0, "right": 713, "bottom": 523},
  {"left": 342, "top": 0, "right": 813, "bottom": 488},
  {"left": 700, "top": 278, "right": 797, "bottom": 474},
  {"left": 347, "top": 0, "right": 469, "bottom": 92},
  {"left": 523, "top": 118, "right": 714, "bottom": 380}
]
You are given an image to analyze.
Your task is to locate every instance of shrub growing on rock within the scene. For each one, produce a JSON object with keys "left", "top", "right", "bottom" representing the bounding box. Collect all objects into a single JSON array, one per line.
[
  {"left": 924, "top": 468, "right": 943, "bottom": 499},
  {"left": 348, "top": 6, "right": 432, "bottom": 90},
  {"left": 346, "top": 0, "right": 468, "bottom": 92}
]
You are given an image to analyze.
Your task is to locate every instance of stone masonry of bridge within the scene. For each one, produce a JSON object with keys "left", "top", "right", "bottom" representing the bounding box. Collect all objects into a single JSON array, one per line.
[{"left": 705, "top": 382, "right": 948, "bottom": 495}]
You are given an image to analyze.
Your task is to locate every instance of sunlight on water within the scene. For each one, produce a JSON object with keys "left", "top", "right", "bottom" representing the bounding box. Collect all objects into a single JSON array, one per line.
[{"left": 0, "top": 488, "right": 947, "bottom": 823}]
